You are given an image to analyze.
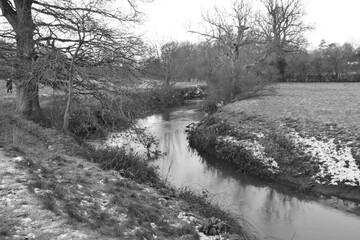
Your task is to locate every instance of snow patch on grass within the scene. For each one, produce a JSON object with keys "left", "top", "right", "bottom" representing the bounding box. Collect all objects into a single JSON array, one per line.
[
  {"left": 288, "top": 131, "right": 360, "bottom": 186},
  {"left": 218, "top": 136, "right": 279, "bottom": 173}
]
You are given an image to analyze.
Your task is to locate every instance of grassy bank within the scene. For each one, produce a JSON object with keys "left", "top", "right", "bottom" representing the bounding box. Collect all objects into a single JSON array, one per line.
[
  {"left": 188, "top": 83, "right": 360, "bottom": 202},
  {"left": 0, "top": 85, "right": 256, "bottom": 240}
]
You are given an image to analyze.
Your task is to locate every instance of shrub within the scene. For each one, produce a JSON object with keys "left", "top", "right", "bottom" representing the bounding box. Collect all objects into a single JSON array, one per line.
[{"left": 202, "top": 58, "right": 275, "bottom": 113}]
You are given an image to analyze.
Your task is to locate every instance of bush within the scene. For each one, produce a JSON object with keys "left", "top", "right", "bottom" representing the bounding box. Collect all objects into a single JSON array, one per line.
[
  {"left": 42, "top": 96, "right": 112, "bottom": 138},
  {"left": 203, "top": 61, "right": 274, "bottom": 113}
]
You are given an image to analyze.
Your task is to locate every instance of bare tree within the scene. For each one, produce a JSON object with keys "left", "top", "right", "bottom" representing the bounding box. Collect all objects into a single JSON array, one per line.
[
  {"left": 194, "top": 0, "right": 256, "bottom": 59},
  {"left": 257, "top": 0, "right": 313, "bottom": 80},
  {"left": 0, "top": 0, "right": 146, "bottom": 124},
  {"left": 33, "top": 0, "right": 146, "bottom": 131},
  {"left": 159, "top": 41, "right": 181, "bottom": 86},
  {"left": 156, "top": 41, "right": 196, "bottom": 86},
  {"left": 190, "top": 0, "right": 260, "bottom": 100}
]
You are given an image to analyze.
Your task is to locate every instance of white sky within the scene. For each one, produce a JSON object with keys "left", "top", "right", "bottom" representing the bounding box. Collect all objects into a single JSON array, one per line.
[{"left": 139, "top": 0, "right": 360, "bottom": 48}]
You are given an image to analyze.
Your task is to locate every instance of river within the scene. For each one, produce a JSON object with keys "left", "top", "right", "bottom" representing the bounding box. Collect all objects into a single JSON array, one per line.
[{"left": 105, "top": 100, "right": 360, "bottom": 240}]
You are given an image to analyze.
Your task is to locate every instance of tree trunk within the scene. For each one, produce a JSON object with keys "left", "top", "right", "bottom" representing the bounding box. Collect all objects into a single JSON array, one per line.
[
  {"left": 62, "top": 74, "right": 73, "bottom": 132},
  {"left": 230, "top": 44, "right": 240, "bottom": 100},
  {"left": 165, "top": 76, "right": 171, "bottom": 87},
  {"left": 63, "top": 43, "right": 82, "bottom": 132},
  {"left": 230, "top": 60, "right": 237, "bottom": 100},
  {"left": 276, "top": 56, "right": 287, "bottom": 81},
  {"left": 15, "top": 82, "right": 43, "bottom": 122},
  {"left": 15, "top": 48, "right": 43, "bottom": 122},
  {"left": 1, "top": 0, "right": 43, "bottom": 122}
]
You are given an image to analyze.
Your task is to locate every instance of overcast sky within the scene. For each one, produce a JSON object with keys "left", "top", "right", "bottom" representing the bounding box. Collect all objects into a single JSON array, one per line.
[{"left": 140, "top": 0, "right": 360, "bottom": 48}]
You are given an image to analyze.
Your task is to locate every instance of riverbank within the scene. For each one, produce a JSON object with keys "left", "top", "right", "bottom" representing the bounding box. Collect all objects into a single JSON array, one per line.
[
  {"left": 0, "top": 85, "right": 255, "bottom": 240},
  {"left": 40, "top": 83, "right": 207, "bottom": 139},
  {"left": 188, "top": 83, "right": 360, "bottom": 202}
]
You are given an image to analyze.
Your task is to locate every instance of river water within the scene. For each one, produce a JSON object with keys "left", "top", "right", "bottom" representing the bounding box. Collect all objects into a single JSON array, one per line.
[{"left": 106, "top": 100, "right": 360, "bottom": 240}]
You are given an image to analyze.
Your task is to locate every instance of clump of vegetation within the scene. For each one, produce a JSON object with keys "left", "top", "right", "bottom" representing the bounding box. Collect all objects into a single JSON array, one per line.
[
  {"left": 178, "top": 187, "right": 258, "bottom": 240},
  {"left": 80, "top": 145, "right": 162, "bottom": 185},
  {"left": 187, "top": 116, "right": 232, "bottom": 150},
  {"left": 262, "top": 127, "right": 315, "bottom": 177},
  {"left": 41, "top": 85, "right": 189, "bottom": 139},
  {"left": 188, "top": 116, "right": 275, "bottom": 178},
  {"left": 43, "top": 95, "right": 128, "bottom": 139}
]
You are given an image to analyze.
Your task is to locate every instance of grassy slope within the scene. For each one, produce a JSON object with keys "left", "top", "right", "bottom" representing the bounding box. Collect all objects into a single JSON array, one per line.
[
  {"left": 191, "top": 83, "right": 360, "bottom": 201},
  {"left": 0, "top": 84, "right": 257, "bottom": 240}
]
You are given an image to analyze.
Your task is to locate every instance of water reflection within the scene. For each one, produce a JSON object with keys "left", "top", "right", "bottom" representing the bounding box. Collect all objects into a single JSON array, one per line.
[{"left": 111, "top": 100, "right": 360, "bottom": 240}]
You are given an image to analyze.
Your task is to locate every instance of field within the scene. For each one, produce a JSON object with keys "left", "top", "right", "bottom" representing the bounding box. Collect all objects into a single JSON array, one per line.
[{"left": 224, "top": 82, "right": 360, "bottom": 129}]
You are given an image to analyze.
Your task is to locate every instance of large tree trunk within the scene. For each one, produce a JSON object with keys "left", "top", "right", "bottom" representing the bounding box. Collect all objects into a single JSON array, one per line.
[
  {"left": 14, "top": 1, "right": 43, "bottom": 122},
  {"left": 15, "top": 81, "right": 43, "bottom": 121},
  {"left": 1, "top": 0, "right": 43, "bottom": 122}
]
